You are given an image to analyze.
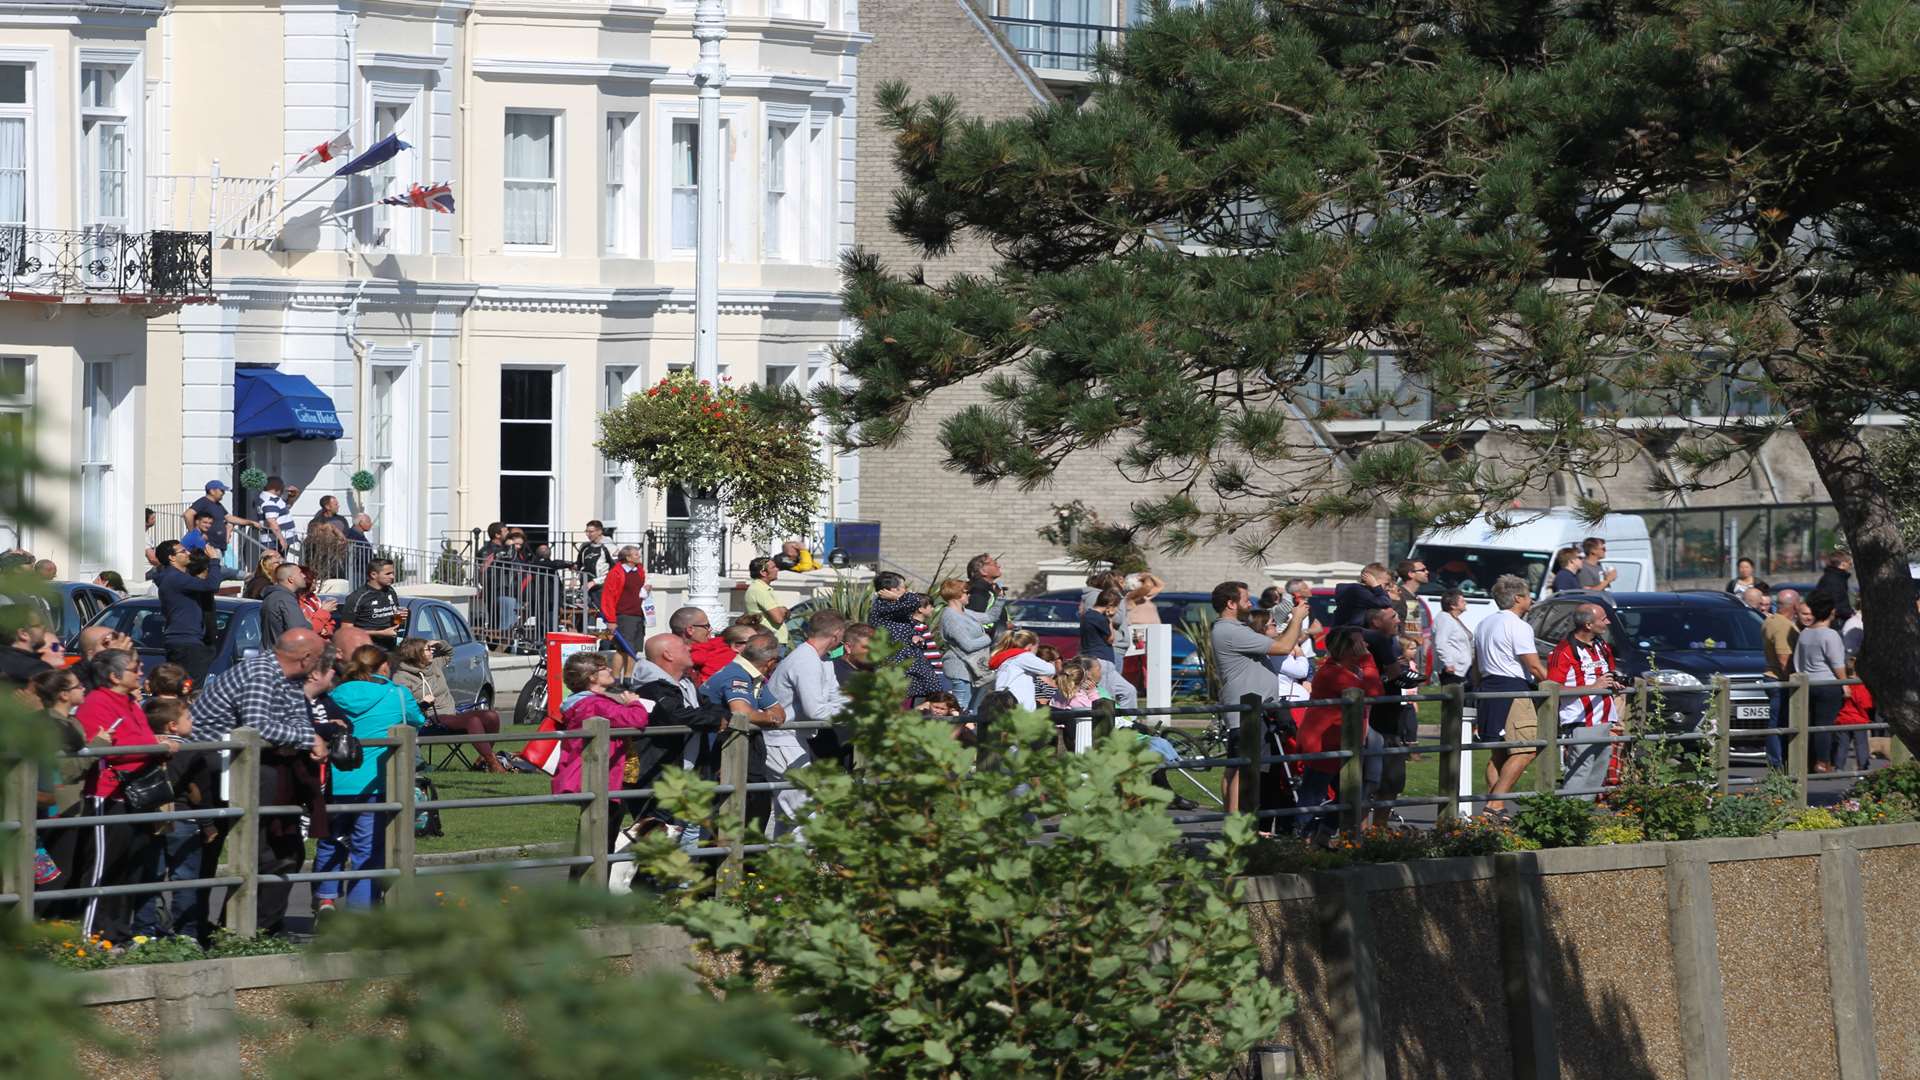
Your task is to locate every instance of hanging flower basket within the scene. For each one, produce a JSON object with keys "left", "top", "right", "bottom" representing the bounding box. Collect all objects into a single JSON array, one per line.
[
  {"left": 596, "top": 370, "right": 829, "bottom": 539},
  {"left": 350, "top": 469, "right": 377, "bottom": 492},
  {"left": 239, "top": 467, "right": 269, "bottom": 492}
]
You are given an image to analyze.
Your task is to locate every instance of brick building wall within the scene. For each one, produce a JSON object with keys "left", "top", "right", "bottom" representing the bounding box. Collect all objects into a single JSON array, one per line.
[{"left": 852, "top": 0, "right": 1380, "bottom": 591}]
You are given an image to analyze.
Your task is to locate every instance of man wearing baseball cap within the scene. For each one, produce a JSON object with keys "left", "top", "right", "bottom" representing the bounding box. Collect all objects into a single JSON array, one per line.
[{"left": 183, "top": 479, "right": 259, "bottom": 557}]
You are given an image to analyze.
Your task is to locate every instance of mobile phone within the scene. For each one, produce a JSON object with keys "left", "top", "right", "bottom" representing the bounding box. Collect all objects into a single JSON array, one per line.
[{"left": 1267, "top": 595, "right": 1295, "bottom": 624}]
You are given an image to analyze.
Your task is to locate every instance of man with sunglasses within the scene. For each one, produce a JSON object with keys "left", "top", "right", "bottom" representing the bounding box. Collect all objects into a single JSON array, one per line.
[
  {"left": 669, "top": 605, "right": 732, "bottom": 685},
  {"left": 0, "top": 624, "right": 58, "bottom": 686}
]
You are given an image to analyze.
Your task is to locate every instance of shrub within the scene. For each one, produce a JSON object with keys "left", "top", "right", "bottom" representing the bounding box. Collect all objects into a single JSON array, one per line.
[
  {"left": 1785, "top": 808, "right": 1844, "bottom": 832},
  {"left": 645, "top": 663, "right": 1292, "bottom": 1079},
  {"left": 1429, "top": 815, "right": 1526, "bottom": 858},
  {"left": 1244, "top": 836, "right": 1355, "bottom": 875},
  {"left": 1509, "top": 794, "right": 1599, "bottom": 849},
  {"left": 1829, "top": 796, "right": 1916, "bottom": 828},
  {"left": 1849, "top": 761, "right": 1920, "bottom": 805},
  {"left": 1703, "top": 775, "right": 1797, "bottom": 838},
  {"left": 1327, "top": 825, "right": 1437, "bottom": 864},
  {"left": 1590, "top": 820, "right": 1646, "bottom": 846},
  {"left": 1612, "top": 783, "right": 1712, "bottom": 841}
]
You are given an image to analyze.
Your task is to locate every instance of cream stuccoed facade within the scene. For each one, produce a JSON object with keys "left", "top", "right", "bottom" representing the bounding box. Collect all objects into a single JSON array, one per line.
[{"left": 1, "top": 0, "right": 867, "bottom": 579}]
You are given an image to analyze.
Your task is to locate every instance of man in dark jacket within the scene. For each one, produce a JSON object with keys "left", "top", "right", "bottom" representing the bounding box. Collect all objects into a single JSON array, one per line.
[
  {"left": 0, "top": 624, "right": 53, "bottom": 686},
  {"left": 153, "top": 540, "right": 235, "bottom": 685},
  {"left": 1813, "top": 552, "right": 1855, "bottom": 623},
  {"left": 628, "top": 633, "right": 729, "bottom": 836},
  {"left": 259, "top": 563, "right": 312, "bottom": 648},
  {"left": 1333, "top": 563, "right": 1396, "bottom": 628}
]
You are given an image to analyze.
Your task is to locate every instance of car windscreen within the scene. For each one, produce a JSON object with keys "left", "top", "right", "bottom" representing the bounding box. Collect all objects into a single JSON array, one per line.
[
  {"left": 1413, "top": 545, "right": 1550, "bottom": 599},
  {"left": 1011, "top": 599, "right": 1078, "bottom": 627},
  {"left": 1155, "top": 599, "right": 1217, "bottom": 628},
  {"left": 1613, "top": 606, "right": 1765, "bottom": 652}
]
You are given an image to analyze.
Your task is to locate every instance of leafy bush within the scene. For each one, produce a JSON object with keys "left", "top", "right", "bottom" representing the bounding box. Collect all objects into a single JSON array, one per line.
[
  {"left": 646, "top": 663, "right": 1292, "bottom": 1079},
  {"left": 1830, "top": 796, "right": 1918, "bottom": 828},
  {"left": 1510, "top": 794, "right": 1599, "bottom": 849},
  {"left": 1702, "top": 774, "right": 1798, "bottom": 838},
  {"left": 1849, "top": 761, "right": 1920, "bottom": 805},
  {"left": 1590, "top": 820, "right": 1646, "bottom": 846},
  {"left": 1428, "top": 815, "right": 1527, "bottom": 858},
  {"left": 1784, "top": 808, "right": 1844, "bottom": 832},
  {"left": 274, "top": 878, "right": 843, "bottom": 1080},
  {"left": 1611, "top": 783, "right": 1712, "bottom": 841}
]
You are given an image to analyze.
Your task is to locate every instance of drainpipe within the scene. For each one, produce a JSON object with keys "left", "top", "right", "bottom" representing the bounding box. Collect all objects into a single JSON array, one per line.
[{"left": 454, "top": 3, "right": 479, "bottom": 539}]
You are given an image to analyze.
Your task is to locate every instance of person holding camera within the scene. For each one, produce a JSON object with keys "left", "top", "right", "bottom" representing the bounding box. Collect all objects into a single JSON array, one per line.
[
  {"left": 1545, "top": 602, "right": 1627, "bottom": 801},
  {"left": 391, "top": 637, "right": 509, "bottom": 773}
]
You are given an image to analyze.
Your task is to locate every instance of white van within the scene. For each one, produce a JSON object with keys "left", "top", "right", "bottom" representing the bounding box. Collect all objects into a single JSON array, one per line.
[{"left": 1408, "top": 508, "right": 1657, "bottom": 635}]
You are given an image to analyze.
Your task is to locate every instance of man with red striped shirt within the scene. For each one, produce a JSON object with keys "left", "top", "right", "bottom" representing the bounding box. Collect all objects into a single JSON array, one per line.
[{"left": 1545, "top": 603, "right": 1628, "bottom": 800}]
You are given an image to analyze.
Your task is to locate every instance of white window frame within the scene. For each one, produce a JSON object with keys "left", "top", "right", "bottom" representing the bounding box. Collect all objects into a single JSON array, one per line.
[
  {"left": 79, "top": 359, "right": 116, "bottom": 559},
  {"left": 0, "top": 63, "right": 30, "bottom": 231},
  {"left": 363, "top": 349, "right": 420, "bottom": 549},
  {"left": 761, "top": 113, "right": 801, "bottom": 261},
  {"left": 600, "top": 366, "right": 639, "bottom": 535},
  {"left": 360, "top": 81, "right": 424, "bottom": 254},
  {"left": 75, "top": 49, "right": 141, "bottom": 234},
  {"left": 499, "top": 365, "right": 561, "bottom": 540},
  {"left": 654, "top": 98, "right": 746, "bottom": 260},
  {"left": 79, "top": 64, "right": 128, "bottom": 230},
  {"left": 0, "top": 357, "right": 32, "bottom": 551},
  {"left": 0, "top": 50, "right": 52, "bottom": 234},
  {"left": 503, "top": 110, "right": 561, "bottom": 252},
  {"left": 809, "top": 110, "right": 835, "bottom": 264},
  {"left": 604, "top": 112, "right": 636, "bottom": 255}
]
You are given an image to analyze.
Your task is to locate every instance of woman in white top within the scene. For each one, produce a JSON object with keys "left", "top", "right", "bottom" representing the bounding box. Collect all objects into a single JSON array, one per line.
[
  {"left": 988, "top": 629, "right": 1060, "bottom": 711},
  {"left": 1432, "top": 589, "right": 1474, "bottom": 687}
]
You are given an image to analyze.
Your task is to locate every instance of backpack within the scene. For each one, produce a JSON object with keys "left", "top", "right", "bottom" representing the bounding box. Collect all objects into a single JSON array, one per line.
[{"left": 414, "top": 776, "right": 444, "bottom": 837}]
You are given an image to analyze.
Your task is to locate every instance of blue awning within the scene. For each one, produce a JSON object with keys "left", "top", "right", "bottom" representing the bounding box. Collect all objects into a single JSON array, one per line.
[{"left": 233, "top": 368, "right": 344, "bottom": 441}]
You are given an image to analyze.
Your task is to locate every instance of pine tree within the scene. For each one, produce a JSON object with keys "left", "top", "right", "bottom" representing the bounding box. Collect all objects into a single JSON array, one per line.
[{"left": 823, "top": 0, "right": 1920, "bottom": 752}]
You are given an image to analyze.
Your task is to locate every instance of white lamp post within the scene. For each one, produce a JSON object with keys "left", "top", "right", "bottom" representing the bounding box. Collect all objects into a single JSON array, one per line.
[{"left": 687, "top": 0, "right": 729, "bottom": 623}]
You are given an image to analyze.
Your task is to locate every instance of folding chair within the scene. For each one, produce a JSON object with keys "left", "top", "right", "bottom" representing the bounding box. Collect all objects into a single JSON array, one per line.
[{"left": 420, "top": 701, "right": 477, "bottom": 773}]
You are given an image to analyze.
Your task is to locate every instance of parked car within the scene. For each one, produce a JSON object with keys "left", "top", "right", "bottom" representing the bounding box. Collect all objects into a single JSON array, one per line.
[
  {"left": 82, "top": 595, "right": 494, "bottom": 708},
  {"left": 47, "top": 581, "right": 119, "bottom": 642},
  {"left": 1524, "top": 590, "right": 1772, "bottom": 760}
]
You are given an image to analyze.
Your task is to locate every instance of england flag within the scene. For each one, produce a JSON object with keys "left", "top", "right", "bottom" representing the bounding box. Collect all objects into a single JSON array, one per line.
[{"left": 293, "top": 130, "right": 354, "bottom": 173}]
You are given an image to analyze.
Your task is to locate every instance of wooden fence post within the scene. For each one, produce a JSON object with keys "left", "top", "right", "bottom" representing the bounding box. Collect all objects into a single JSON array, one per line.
[
  {"left": 1539, "top": 681, "right": 1563, "bottom": 796},
  {"left": 1788, "top": 674, "right": 1811, "bottom": 808},
  {"left": 1237, "top": 694, "right": 1265, "bottom": 820},
  {"left": 577, "top": 717, "right": 612, "bottom": 886},
  {"left": 1337, "top": 689, "right": 1367, "bottom": 835},
  {"left": 718, "top": 715, "right": 752, "bottom": 882},
  {"left": 222, "top": 729, "right": 263, "bottom": 937},
  {"left": 1711, "top": 675, "right": 1733, "bottom": 794},
  {"left": 3, "top": 756, "right": 35, "bottom": 925},
  {"left": 385, "top": 726, "right": 417, "bottom": 902}
]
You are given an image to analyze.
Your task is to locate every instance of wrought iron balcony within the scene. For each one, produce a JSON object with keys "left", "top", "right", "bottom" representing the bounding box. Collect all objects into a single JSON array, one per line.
[
  {"left": 992, "top": 14, "right": 1131, "bottom": 74},
  {"left": 0, "top": 226, "right": 215, "bottom": 305}
]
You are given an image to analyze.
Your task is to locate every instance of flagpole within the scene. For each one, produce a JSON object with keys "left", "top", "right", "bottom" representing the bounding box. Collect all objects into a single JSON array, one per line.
[
  {"left": 688, "top": 0, "right": 729, "bottom": 626},
  {"left": 319, "top": 198, "right": 388, "bottom": 221}
]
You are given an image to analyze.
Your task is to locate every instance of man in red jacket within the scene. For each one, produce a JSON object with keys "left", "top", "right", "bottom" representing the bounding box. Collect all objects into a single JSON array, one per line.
[{"left": 600, "top": 544, "right": 648, "bottom": 680}]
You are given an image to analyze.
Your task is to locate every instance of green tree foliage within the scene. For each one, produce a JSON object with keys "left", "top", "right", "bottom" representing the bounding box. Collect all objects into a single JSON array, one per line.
[
  {"left": 1868, "top": 427, "right": 1920, "bottom": 552},
  {"left": 598, "top": 370, "right": 831, "bottom": 539},
  {"left": 269, "top": 881, "right": 848, "bottom": 1080},
  {"left": 821, "top": 0, "right": 1920, "bottom": 749},
  {"left": 645, "top": 662, "right": 1292, "bottom": 1078}
]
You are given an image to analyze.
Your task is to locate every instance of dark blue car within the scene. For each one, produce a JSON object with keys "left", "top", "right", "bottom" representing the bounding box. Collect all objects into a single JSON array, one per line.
[{"left": 1526, "top": 590, "right": 1773, "bottom": 759}]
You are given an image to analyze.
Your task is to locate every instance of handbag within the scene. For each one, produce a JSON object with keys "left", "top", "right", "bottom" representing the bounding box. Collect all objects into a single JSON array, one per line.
[
  {"left": 324, "top": 723, "right": 365, "bottom": 771},
  {"left": 110, "top": 762, "right": 175, "bottom": 814}
]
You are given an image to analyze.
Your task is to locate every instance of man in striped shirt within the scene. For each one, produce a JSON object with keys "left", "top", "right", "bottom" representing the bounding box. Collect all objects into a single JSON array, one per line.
[{"left": 1545, "top": 603, "right": 1627, "bottom": 801}]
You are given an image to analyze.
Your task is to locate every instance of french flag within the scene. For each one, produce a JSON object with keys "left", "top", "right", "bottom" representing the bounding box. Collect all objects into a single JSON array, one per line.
[
  {"left": 380, "top": 180, "right": 457, "bottom": 214},
  {"left": 293, "top": 130, "right": 354, "bottom": 173}
]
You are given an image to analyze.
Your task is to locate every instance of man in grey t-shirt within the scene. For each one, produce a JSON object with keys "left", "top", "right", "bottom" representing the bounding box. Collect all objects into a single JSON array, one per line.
[
  {"left": 1208, "top": 580, "right": 1309, "bottom": 814},
  {"left": 1575, "top": 537, "right": 1617, "bottom": 590}
]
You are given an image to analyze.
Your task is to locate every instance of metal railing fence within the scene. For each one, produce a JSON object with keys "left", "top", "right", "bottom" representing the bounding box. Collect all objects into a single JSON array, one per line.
[{"left": 0, "top": 675, "right": 1908, "bottom": 930}]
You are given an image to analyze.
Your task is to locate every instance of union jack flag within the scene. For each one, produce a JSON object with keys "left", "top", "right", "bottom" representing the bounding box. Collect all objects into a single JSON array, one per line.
[{"left": 379, "top": 181, "right": 456, "bottom": 214}]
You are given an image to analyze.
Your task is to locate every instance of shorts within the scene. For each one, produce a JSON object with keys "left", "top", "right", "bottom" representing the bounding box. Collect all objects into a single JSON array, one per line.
[
  {"left": 1474, "top": 675, "right": 1536, "bottom": 744},
  {"left": 614, "top": 615, "right": 646, "bottom": 656}
]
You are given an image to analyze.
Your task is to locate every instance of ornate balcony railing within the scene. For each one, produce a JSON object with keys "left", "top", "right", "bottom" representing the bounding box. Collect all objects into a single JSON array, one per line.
[{"left": 0, "top": 226, "right": 215, "bottom": 304}]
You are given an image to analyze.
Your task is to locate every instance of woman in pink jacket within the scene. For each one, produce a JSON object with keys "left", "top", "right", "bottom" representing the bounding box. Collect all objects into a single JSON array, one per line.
[{"left": 551, "top": 651, "right": 651, "bottom": 866}]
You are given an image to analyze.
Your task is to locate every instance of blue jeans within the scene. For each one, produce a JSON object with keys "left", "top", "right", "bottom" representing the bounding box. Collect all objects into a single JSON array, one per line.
[
  {"left": 312, "top": 794, "right": 384, "bottom": 907},
  {"left": 1838, "top": 728, "right": 1872, "bottom": 772},
  {"left": 132, "top": 818, "right": 209, "bottom": 940},
  {"left": 1140, "top": 734, "right": 1179, "bottom": 765},
  {"left": 494, "top": 594, "right": 521, "bottom": 638},
  {"left": 1765, "top": 686, "right": 1787, "bottom": 767},
  {"left": 950, "top": 678, "right": 974, "bottom": 713}
]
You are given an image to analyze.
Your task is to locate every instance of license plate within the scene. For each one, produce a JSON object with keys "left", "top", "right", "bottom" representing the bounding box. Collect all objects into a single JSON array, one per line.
[{"left": 1734, "top": 705, "right": 1770, "bottom": 720}]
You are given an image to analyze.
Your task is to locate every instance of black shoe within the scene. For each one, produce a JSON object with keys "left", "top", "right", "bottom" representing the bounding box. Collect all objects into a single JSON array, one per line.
[{"left": 1169, "top": 796, "right": 1199, "bottom": 812}]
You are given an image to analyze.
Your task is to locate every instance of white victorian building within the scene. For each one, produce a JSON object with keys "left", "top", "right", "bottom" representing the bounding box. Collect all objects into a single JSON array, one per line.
[{"left": 0, "top": 0, "right": 867, "bottom": 577}]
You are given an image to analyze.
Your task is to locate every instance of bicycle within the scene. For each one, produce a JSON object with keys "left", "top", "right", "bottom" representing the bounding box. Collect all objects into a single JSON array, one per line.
[{"left": 1157, "top": 713, "right": 1233, "bottom": 810}]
